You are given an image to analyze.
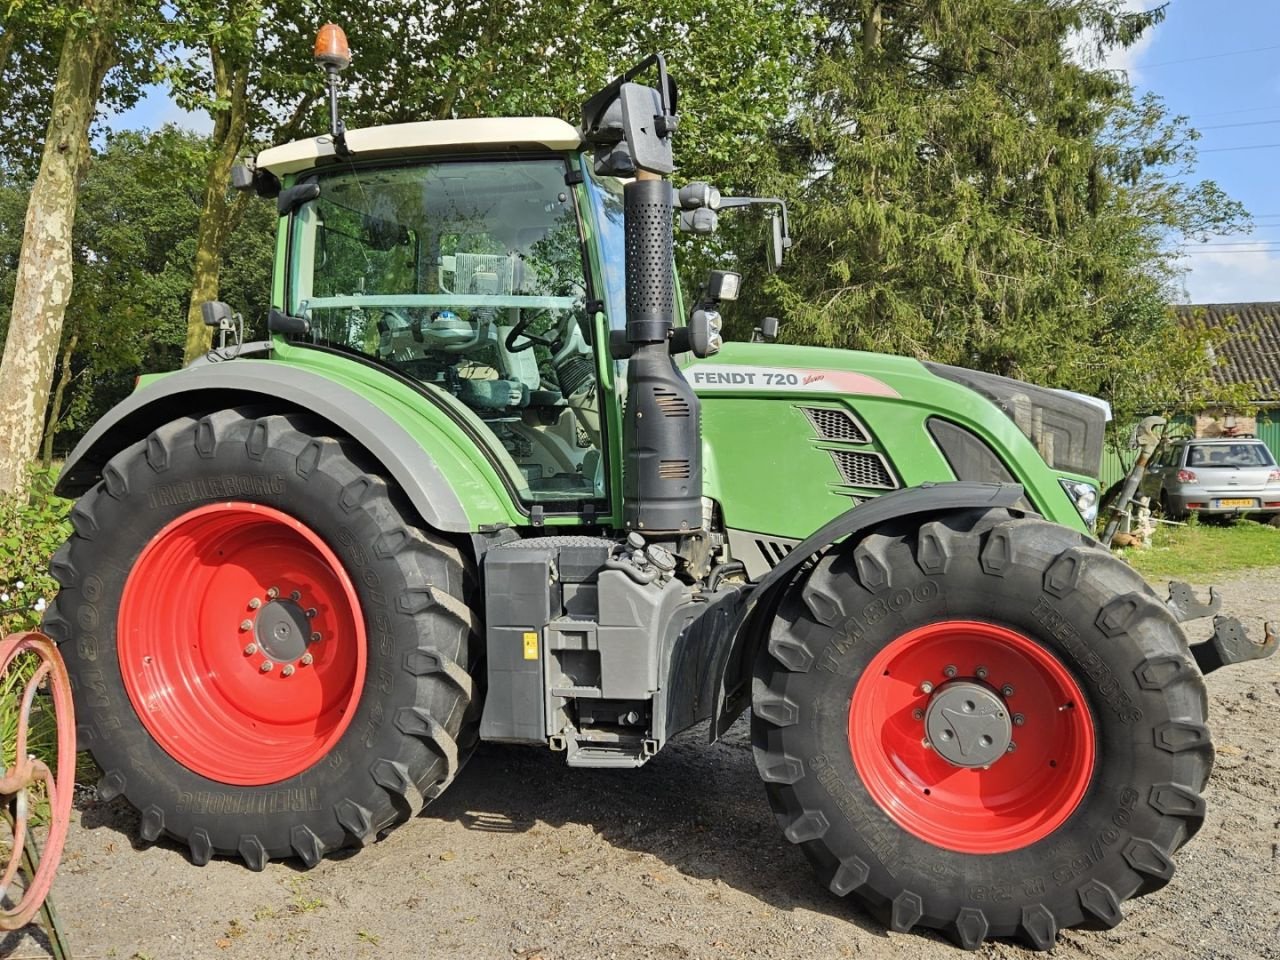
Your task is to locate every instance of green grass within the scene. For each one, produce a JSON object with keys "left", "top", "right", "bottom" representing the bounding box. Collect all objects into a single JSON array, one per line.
[{"left": 1118, "top": 518, "right": 1280, "bottom": 579}]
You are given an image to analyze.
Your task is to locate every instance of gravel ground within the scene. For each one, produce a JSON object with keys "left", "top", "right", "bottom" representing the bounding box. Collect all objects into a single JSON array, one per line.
[{"left": 3, "top": 570, "right": 1277, "bottom": 960}]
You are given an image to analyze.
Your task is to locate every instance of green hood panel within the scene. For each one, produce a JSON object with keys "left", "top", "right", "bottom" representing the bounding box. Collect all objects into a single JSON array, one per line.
[{"left": 689, "top": 342, "right": 1085, "bottom": 538}]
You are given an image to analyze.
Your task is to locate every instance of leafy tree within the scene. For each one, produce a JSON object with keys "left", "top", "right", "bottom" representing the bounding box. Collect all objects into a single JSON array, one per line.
[
  {"left": 0, "top": 0, "right": 160, "bottom": 493},
  {"left": 741, "top": 0, "right": 1247, "bottom": 419},
  {"left": 345, "top": 0, "right": 810, "bottom": 191},
  {"left": 0, "top": 129, "right": 275, "bottom": 460},
  {"left": 166, "top": 0, "right": 328, "bottom": 363}
]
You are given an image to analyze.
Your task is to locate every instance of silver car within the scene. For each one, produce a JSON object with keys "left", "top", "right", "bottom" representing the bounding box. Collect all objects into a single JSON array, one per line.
[{"left": 1143, "top": 437, "right": 1280, "bottom": 522}]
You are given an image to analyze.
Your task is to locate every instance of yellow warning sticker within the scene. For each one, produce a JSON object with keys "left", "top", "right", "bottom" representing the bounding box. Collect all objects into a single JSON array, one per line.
[{"left": 522, "top": 631, "right": 539, "bottom": 660}]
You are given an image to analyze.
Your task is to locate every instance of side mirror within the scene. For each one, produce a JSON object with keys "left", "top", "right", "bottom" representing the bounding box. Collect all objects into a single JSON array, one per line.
[
  {"left": 201, "top": 300, "right": 233, "bottom": 328},
  {"left": 767, "top": 214, "right": 785, "bottom": 272}
]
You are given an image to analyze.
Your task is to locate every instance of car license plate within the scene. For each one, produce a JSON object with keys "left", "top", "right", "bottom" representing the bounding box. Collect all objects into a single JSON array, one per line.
[{"left": 1218, "top": 498, "right": 1256, "bottom": 508}]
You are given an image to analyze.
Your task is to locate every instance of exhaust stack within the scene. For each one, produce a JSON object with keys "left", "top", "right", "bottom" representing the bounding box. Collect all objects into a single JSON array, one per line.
[{"left": 582, "top": 55, "right": 702, "bottom": 533}]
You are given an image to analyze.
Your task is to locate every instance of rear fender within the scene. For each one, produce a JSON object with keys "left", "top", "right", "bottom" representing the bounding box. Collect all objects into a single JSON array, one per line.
[
  {"left": 56, "top": 362, "right": 488, "bottom": 535},
  {"left": 710, "top": 481, "right": 1030, "bottom": 740}
]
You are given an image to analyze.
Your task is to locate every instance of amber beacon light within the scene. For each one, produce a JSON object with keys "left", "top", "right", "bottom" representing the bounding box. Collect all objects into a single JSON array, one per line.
[
  {"left": 314, "top": 23, "right": 353, "bottom": 155},
  {"left": 314, "top": 23, "right": 352, "bottom": 70}
]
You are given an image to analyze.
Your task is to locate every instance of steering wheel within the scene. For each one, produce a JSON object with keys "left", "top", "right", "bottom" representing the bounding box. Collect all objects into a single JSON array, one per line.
[{"left": 505, "top": 311, "right": 564, "bottom": 354}]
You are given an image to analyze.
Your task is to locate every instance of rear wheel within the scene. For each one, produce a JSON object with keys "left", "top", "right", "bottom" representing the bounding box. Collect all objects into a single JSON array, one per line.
[
  {"left": 752, "top": 509, "right": 1211, "bottom": 950},
  {"left": 44, "top": 410, "right": 480, "bottom": 869}
]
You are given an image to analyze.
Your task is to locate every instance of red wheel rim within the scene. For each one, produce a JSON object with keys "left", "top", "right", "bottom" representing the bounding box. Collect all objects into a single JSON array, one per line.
[
  {"left": 118, "top": 503, "right": 366, "bottom": 785},
  {"left": 849, "top": 620, "right": 1095, "bottom": 854}
]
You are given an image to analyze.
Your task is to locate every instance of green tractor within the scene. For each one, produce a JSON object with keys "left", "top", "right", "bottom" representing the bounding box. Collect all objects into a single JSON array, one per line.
[{"left": 44, "top": 40, "right": 1274, "bottom": 950}]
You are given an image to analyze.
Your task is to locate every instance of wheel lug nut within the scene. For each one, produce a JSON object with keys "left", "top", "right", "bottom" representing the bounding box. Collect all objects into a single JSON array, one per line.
[
  {"left": 290, "top": 590, "right": 302, "bottom": 602},
  {"left": 260, "top": 661, "right": 274, "bottom": 673},
  {"left": 1013, "top": 713, "right": 1025, "bottom": 726},
  {"left": 1002, "top": 684, "right": 1014, "bottom": 697},
  {"left": 310, "top": 632, "right": 322, "bottom": 644},
  {"left": 306, "top": 608, "right": 317, "bottom": 619},
  {"left": 919, "top": 681, "right": 934, "bottom": 694},
  {"left": 1006, "top": 741, "right": 1017, "bottom": 753},
  {"left": 240, "top": 619, "right": 253, "bottom": 631},
  {"left": 912, "top": 708, "right": 924, "bottom": 721},
  {"left": 300, "top": 653, "right": 314, "bottom": 666},
  {"left": 921, "top": 737, "right": 932, "bottom": 748},
  {"left": 248, "top": 597, "right": 262, "bottom": 610},
  {"left": 243, "top": 643, "right": 258, "bottom": 655},
  {"left": 943, "top": 665, "right": 957, "bottom": 678},
  {"left": 266, "top": 586, "right": 279, "bottom": 599},
  {"left": 975, "top": 666, "right": 989, "bottom": 680},
  {"left": 281, "top": 664, "right": 295, "bottom": 677}
]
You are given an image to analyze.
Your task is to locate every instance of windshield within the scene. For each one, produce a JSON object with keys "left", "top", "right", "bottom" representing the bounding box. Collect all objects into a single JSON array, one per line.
[
  {"left": 288, "top": 157, "right": 606, "bottom": 506},
  {"left": 1186, "top": 443, "right": 1275, "bottom": 467}
]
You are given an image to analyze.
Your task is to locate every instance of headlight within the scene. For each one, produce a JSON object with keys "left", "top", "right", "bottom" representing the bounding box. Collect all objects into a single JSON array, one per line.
[{"left": 1059, "top": 478, "right": 1099, "bottom": 526}]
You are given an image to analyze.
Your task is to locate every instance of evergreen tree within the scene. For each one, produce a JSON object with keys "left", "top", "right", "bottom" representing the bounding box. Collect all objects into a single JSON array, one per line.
[{"left": 747, "top": 0, "right": 1247, "bottom": 422}]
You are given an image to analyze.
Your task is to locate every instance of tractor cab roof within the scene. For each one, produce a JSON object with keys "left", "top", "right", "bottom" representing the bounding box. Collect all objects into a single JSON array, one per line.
[{"left": 255, "top": 117, "right": 583, "bottom": 177}]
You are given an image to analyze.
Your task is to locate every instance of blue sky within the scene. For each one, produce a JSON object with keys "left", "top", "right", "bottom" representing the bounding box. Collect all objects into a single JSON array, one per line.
[
  {"left": 1109, "top": 0, "right": 1280, "bottom": 303},
  {"left": 110, "top": 0, "right": 1280, "bottom": 305}
]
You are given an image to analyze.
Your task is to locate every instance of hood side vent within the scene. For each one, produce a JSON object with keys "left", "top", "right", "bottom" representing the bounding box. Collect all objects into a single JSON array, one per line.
[
  {"left": 829, "top": 450, "right": 898, "bottom": 490},
  {"left": 801, "top": 406, "right": 871, "bottom": 444}
]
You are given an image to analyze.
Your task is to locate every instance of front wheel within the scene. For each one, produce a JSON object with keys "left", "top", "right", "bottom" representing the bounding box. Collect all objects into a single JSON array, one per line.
[
  {"left": 44, "top": 410, "right": 480, "bottom": 870},
  {"left": 752, "top": 509, "right": 1211, "bottom": 949}
]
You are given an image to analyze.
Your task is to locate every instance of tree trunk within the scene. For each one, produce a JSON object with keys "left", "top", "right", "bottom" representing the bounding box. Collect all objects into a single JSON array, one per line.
[
  {"left": 41, "top": 332, "right": 78, "bottom": 466},
  {"left": 0, "top": 2, "right": 118, "bottom": 494},
  {"left": 181, "top": 40, "right": 251, "bottom": 365}
]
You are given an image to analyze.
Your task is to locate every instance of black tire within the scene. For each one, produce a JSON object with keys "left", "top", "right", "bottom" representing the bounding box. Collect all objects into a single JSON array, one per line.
[
  {"left": 752, "top": 509, "right": 1212, "bottom": 950},
  {"left": 1158, "top": 490, "right": 1186, "bottom": 522},
  {"left": 43, "top": 409, "right": 481, "bottom": 870}
]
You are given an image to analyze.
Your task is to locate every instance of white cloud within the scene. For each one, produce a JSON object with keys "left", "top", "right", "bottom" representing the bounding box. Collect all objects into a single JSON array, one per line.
[
  {"left": 1176, "top": 238, "right": 1280, "bottom": 303},
  {"left": 1070, "top": 0, "right": 1160, "bottom": 85}
]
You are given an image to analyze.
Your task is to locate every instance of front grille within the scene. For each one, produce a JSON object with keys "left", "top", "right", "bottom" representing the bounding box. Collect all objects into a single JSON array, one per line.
[
  {"left": 801, "top": 407, "right": 871, "bottom": 443},
  {"left": 829, "top": 450, "right": 898, "bottom": 489}
]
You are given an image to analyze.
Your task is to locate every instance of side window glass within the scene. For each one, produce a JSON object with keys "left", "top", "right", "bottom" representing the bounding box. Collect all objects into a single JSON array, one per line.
[{"left": 291, "top": 159, "right": 604, "bottom": 506}]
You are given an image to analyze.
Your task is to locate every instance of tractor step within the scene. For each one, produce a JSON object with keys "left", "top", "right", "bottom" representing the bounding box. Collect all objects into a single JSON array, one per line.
[{"left": 559, "top": 729, "right": 655, "bottom": 768}]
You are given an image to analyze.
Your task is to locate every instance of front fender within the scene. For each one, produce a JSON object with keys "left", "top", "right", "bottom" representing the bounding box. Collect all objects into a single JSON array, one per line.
[
  {"left": 710, "top": 481, "right": 1030, "bottom": 739},
  {"left": 57, "top": 360, "right": 502, "bottom": 534}
]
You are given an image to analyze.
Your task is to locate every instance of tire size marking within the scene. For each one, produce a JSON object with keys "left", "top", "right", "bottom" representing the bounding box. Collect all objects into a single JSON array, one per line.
[
  {"left": 145, "top": 474, "right": 285, "bottom": 509},
  {"left": 810, "top": 754, "right": 898, "bottom": 868},
  {"left": 1049, "top": 788, "right": 1138, "bottom": 886},
  {"left": 1031, "top": 598, "right": 1142, "bottom": 723},
  {"left": 176, "top": 787, "right": 321, "bottom": 816},
  {"left": 816, "top": 583, "right": 939, "bottom": 674}
]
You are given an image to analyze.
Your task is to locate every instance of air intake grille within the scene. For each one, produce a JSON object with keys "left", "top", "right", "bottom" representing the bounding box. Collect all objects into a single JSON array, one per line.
[
  {"left": 802, "top": 407, "right": 870, "bottom": 443},
  {"left": 658, "top": 459, "right": 691, "bottom": 479},
  {"left": 654, "top": 387, "right": 691, "bottom": 418},
  {"left": 829, "top": 450, "right": 897, "bottom": 489},
  {"left": 754, "top": 538, "right": 794, "bottom": 568}
]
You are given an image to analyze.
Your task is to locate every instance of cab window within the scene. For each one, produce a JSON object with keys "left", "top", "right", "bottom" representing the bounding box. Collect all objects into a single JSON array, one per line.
[{"left": 289, "top": 158, "right": 604, "bottom": 506}]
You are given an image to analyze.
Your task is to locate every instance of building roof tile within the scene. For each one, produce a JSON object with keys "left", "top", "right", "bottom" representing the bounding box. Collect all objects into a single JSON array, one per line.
[{"left": 1174, "top": 301, "right": 1280, "bottom": 402}]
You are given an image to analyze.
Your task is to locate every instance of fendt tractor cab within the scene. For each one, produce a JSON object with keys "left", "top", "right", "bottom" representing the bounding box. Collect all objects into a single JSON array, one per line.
[{"left": 45, "top": 29, "right": 1275, "bottom": 950}]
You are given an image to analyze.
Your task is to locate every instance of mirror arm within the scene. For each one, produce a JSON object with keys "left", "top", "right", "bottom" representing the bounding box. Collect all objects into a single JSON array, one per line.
[{"left": 716, "top": 196, "right": 792, "bottom": 247}]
